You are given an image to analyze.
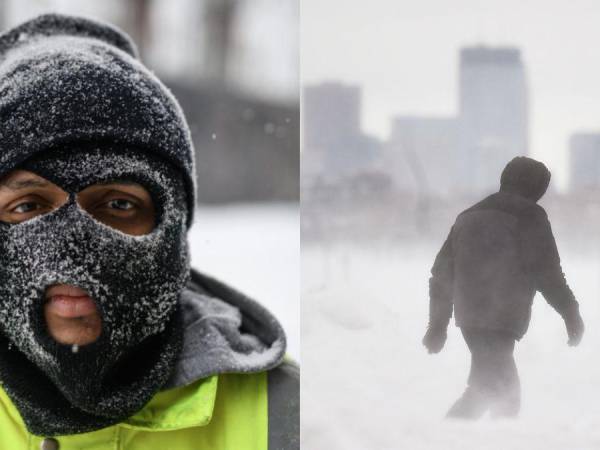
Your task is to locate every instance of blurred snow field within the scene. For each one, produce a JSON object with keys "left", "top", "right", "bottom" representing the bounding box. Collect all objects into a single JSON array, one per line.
[
  {"left": 188, "top": 203, "right": 299, "bottom": 361},
  {"left": 302, "top": 240, "right": 600, "bottom": 450}
]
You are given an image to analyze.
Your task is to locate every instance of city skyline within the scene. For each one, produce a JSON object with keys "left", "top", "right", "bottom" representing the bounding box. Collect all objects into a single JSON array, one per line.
[
  {"left": 304, "top": 45, "right": 531, "bottom": 197},
  {"left": 303, "top": 0, "right": 600, "bottom": 190}
]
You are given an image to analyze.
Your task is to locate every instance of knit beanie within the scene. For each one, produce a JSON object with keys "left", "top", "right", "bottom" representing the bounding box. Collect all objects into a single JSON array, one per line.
[{"left": 0, "top": 13, "right": 196, "bottom": 225}]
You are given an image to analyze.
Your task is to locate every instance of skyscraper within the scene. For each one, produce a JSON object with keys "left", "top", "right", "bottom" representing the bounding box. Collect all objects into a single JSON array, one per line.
[
  {"left": 459, "top": 46, "right": 529, "bottom": 193},
  {"left": 303, "top": 82, "right": 379, "bottom": 180},
  {"left": 569, "top": 133, "right": 600, "bottom": 192},
  {"left": 303, "top": 82, "right": 361, "bottom": 150}
]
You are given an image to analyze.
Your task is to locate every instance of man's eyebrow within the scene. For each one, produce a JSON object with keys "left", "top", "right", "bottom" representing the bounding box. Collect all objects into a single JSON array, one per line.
[{"left": 0, "top": 178, "right": 51, "bottom": 190}]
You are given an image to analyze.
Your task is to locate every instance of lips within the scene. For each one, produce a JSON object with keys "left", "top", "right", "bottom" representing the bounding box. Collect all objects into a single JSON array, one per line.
[{"left": 45, "top": 284, "right": 98, "bottom": 319}]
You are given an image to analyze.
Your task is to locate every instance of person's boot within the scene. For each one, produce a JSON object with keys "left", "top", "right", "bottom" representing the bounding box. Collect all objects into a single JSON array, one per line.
[
  {"left": 489, "top": 386, "right": 520, "bottom": 419},
  {"left": 446, "top": 387, "right": 488, "bottom": 420}
]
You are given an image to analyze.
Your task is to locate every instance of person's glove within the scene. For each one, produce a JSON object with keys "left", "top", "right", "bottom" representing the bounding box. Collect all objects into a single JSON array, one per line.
[
  {"left": 564, "top": 305, "right": 584, "bottom": 347},
  {"left": 422, "top": 325, "right": 447, "bottom": 354}
]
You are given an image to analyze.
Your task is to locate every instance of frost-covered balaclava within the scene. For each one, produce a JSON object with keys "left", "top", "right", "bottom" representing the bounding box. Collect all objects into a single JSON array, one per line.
[
  {"left": 0, "top": 147, "right": 189, "bottom": 435},
  {"left": 0, "top": 14, "right": 197, "bottom": 436}
]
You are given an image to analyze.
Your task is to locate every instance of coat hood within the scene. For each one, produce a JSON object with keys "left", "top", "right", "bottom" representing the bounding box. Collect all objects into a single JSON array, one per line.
[
  {"left": 499, "top": 156, "right": 551, "bottom": 202},
  {"left": 165, "top": 269, "right": 287, "bottom": 388}
]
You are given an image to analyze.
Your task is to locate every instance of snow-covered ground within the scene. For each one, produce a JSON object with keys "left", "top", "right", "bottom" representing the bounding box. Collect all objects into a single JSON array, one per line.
[
  {"left": 188, "top": 203, "right": 299, "bottom": 361},
  {"left": 302, "top": 240, "right": 600, "bottom": 449}
]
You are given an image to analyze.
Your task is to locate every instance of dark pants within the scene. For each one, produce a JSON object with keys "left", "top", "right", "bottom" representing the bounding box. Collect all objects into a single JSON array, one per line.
[{"left": 446, "top": 328, "right": 520, "bottom": 419}]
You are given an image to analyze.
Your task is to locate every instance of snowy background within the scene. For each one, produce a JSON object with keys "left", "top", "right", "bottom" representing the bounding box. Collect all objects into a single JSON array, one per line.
[
  {"left": 302, "top": 238, "right": 600, "bottom": 449},
  {"left": 189, "top": 204, "right": 299, "bottom": 361},
  {"left": 302, "top": 0, "right": 600, "bottom": 447}
]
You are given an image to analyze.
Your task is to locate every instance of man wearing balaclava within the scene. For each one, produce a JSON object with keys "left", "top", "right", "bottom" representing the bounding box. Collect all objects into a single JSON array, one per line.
[
  {"left": 0, "top": 14, "right": 298, "bottom": 450},
  {"left": 422, "top": 156, "right": 584, "bottom": 419}
]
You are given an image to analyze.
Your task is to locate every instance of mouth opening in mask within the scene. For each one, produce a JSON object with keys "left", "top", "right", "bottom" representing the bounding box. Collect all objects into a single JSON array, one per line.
[{"left": 43, "top": 283, "right": 103, "bottom": 347}]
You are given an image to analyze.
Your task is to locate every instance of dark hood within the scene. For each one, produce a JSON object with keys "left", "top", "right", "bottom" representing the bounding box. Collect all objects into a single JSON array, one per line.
[
  {"left": 165, "top": 269, "right": 287, "bottom": 388},
  {"left": 499, "top": 156, "right": 551, "bottom": 202}
]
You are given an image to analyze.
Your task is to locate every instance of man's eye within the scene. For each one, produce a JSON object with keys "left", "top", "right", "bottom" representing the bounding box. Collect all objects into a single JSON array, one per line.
[
  {"left": 12, "top": 202, "right": 41, "bottom": 214},
  {"left": 107, "top": 199, "right": 135, "bottom": 211}
]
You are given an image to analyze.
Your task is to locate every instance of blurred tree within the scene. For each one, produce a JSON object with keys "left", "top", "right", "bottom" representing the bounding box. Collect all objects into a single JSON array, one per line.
[
  {"left": 203, "top": 0, "right": 237, "bottom": 83},
  {"left": 128, "top": 0, "right": 151, "bottom": 60},
  {"left": 0, "top": 0, "right": 5, "bottom": 30}
]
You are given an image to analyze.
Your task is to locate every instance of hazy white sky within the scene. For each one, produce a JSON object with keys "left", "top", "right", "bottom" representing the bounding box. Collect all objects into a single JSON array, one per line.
[{"left": 302, "top": 0, "right": 600, "bottom": 189}]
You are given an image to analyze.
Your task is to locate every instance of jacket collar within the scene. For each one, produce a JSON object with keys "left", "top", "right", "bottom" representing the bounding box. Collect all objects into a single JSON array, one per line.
[
  {"left": 122, "top": 376, "right": 218, "bottom": 431},
  {"left": 0, "top": 375, "right": 218, "bottom": 433},
  {"left": 164, "top": 269, "right": 286, "bottom": 389}
]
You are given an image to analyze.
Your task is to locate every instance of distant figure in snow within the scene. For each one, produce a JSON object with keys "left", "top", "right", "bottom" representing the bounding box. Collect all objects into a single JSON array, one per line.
[{"left": 423, "top": 156, "right": 584, "bottom": 419}]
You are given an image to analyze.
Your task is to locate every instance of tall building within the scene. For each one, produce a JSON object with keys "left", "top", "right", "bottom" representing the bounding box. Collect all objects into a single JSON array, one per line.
[
  {"left": 387, "top": 116, "right": 459, "bottom": 195},
  {"left": 459, "top": 46, "right": 529, "bottom": 193},
  {"left": 303, "top": 82, "right": 361, "bottom": 148},
  {"left": 569, "top": 133, "right": 600, "bottom": 192},
  {"left": 303, "top": 82, "right": 379, "bottom": 180}
]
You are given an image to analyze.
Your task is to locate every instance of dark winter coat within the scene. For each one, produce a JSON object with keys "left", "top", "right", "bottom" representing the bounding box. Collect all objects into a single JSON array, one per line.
[{"left": 428, "top": 158, "right": 578, "bottom": 339}]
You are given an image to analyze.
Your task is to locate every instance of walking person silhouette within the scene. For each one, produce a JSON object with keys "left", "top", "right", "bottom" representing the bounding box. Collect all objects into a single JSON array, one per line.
[{"left": 423, "top": 156, "right": 584, "bottom": 419}]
